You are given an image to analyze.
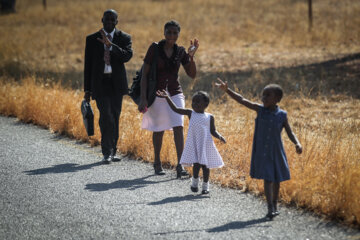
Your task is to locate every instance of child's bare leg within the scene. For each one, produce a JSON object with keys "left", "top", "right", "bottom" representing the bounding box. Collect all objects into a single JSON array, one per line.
[
  {"left": 264, "top": 180, "right": 274, "bottom": 218},
  {"left": 273, "top": 182, "right": 280, "bottom": 214},
  {"left": 201, "top": 165, "right": 210, "bottom": 194},
  {"left": 202, "top": 165, "right": 210, "bottom": 183},
  {"left": 193, "top": 163, "right": 201, "bottom": 178},
  {"left": 191, "top": 163, "right": 201, "bottom": 192}
]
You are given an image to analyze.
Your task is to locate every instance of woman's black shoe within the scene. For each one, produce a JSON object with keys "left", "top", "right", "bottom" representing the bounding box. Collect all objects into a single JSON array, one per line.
[
  {"left": 265, "top": 212, "right": 275, "bottom": 221},
  {"left": 176, "top": 164, "right": 189, "bottom": 178},
  {"left": 154, "top": 163, "right": 165, "bottom": 175}
]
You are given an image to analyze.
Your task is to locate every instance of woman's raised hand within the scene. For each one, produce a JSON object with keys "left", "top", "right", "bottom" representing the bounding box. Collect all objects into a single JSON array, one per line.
[
  {"left": 188, "top": 38, "right": 199, "bottom": 57},
  {"left": 215, "top": 78, "right": 228, "bottom": 92},
  {"left": 156, "top": 90, "right": 169, "bottom": 98},
  {"left": 97, "top": 29, "right": 112, "bottom": 48}
]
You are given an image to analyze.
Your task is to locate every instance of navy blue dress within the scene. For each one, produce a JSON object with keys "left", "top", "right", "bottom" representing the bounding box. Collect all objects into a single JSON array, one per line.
[{"left": 250, "top": 106, "right": 290, "bottom": 182}]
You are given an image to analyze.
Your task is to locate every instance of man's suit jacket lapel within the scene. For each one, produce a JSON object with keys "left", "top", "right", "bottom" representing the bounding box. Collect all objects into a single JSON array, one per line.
[
  {"left": 112, "top": 29, "right": 122, "bottom": 45},
  {"left": 92, "top": 31, "right": 104, "bottom": 67}
]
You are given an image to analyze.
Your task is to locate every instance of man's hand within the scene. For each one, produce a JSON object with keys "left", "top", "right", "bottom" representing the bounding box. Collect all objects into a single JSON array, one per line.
[
  {"left": 215, "top": 78, "right": 228, "bottom": 92},
  {"left": 84, "top": 92, "right": 91, "bottom": 102},
  {"left": 97, "top": 29, "right": 112, "bottom": 48}
]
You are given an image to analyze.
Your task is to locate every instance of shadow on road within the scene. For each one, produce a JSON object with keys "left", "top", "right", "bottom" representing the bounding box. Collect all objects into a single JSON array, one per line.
[
  {"left": 23, "top": 162, "right": 102, "bottom": 175},
  {"left": 207, "top": 217, "right": 270, "bottom": 232},
  {"left": 85, "top": 175, "right": 174, "bottom": 192},
  {"left": 154, "top": 217, "right": 269, "bottom": 236},
  {"left": 148, "top": 194, "right": 210, "bottom": 206}
]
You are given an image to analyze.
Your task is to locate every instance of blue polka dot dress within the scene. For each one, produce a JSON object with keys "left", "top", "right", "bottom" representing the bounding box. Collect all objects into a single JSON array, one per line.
[
  {"left": 180, "top": 111, "right": 224, "bottom": 169},
  {"left": 250, "top": 106, "right": 290, "bottom": 182}
]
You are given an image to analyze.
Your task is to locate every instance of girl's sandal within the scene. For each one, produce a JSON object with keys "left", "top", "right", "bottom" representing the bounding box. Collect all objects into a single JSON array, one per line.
[{"left": 191, "top": 177, "right": 199, "bottom": 192}]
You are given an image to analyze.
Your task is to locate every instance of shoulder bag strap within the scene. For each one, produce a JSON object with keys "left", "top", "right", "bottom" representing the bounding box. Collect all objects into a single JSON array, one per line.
[{"left": 150, "top": 42, "right": 159, "bottom": 75}]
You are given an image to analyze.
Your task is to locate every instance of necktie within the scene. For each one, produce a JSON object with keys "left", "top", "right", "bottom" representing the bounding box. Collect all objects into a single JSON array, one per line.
[{"left": 104, "top": 34, "right": 112, "bottom": 65}]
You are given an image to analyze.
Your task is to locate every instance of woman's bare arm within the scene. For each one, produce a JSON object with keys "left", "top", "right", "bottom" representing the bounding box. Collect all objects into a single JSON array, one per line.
[
  {"left": 183, "top": 39, "right": 199, "bottom": 79},
  {"left": 138, "top": 63, "right": 150, "bottom": 112}
]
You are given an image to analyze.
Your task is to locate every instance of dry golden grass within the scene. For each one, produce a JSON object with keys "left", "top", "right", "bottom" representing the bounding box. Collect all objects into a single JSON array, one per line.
[
  {"left": 1, "top": 78, "right": 359, "bottom": 226},
  {"left": 1, "top": 0, "right": 360, "bottom": 73}
]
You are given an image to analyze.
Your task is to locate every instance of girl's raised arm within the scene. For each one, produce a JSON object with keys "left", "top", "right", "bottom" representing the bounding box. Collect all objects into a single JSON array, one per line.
[
  {"left": 156, "top": 90, "right": 192, "bottom": 117},
  {"left": 284, "top": 119, "right": 302, "bottom": 154},
  {"left": 210, "top": 115, "right": 226, "bottom": 143},
  {"left": 215, "top": 78, "right": 261, "bottom": 112}
]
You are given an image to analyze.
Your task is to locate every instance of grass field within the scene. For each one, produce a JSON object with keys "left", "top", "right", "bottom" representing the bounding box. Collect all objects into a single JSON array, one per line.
[{"left": 0, "top": 0, "right": 359, "bottom": 227}]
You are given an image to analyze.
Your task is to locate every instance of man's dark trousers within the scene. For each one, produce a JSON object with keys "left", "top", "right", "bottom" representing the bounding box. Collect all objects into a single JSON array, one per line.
[{"left": 95, "top": 74, "right": 123, "bottom": 157}]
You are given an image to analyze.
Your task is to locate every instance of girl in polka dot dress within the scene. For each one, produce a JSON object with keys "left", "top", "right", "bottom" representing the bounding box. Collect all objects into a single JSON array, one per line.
[
  {"left": 216, "top": 78, "right": 302, "bottom": 220},
  {"left": 157, "top": 90, "right": 226, "bottom": 194}
]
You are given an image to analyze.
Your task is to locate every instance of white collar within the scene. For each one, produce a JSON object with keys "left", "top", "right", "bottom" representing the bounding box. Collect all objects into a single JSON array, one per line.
[{"left": 102, "top": 28, "right": 115, "bottom": 38}]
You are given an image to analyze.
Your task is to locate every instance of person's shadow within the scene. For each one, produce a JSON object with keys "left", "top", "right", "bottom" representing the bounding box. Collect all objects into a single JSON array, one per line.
[
  {"left": 154, "top": 217, "right": 270, "bottom": 236},
  {"left": 85, "top": 174, "right": 174, "bottom": 192},
  {"left": 23, "top": 162, "right": 102, "bottom": 175},
  {"left": 206, "top": 217, "right": 270, "bottom": 232},
  {"left": 148, "top": 194, "right": 210, "bottom": 205}
]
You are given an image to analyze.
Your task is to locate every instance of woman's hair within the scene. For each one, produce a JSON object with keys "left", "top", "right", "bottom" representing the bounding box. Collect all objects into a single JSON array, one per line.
[
  {"left": 164, "top": 20, "right": 181, "bottom": 32},
  {"left": 193, "top": 91, "right": 210, "bottom": 106},
  {"left": 264, "top": 84, "right": 283, "bottom": 101}
]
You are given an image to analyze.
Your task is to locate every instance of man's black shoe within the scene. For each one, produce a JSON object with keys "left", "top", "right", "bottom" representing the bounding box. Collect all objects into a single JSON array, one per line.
[{"left": 102, "top": 156, "right": 111, "bottom": 164}]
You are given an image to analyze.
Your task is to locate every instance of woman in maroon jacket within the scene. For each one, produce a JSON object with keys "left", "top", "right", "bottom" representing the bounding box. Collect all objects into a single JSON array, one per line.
[{"left": 138, "top": 20, "right": 199, "bottom": 177}]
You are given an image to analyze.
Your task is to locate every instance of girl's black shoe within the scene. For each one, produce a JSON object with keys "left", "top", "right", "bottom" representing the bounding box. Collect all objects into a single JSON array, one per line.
[
  {"left": 202, "top": 182, "right": 209, "bottom": 194},
  {"left": 154, "top": 163, "right": 165, "bottom": 175},
  {"left": 176, "top": 164, "right": 189, "bottom": 178},
  {"left": 191, "top": 177, "right": 199, "bottom": 192},
  {"left": 191, "top": 186, "right": 199, "bottom": 192}
]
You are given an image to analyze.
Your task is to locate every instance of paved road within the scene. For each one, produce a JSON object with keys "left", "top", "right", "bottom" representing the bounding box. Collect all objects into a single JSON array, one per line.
[{"left": 0, "top": 116, "right": 358, "bottom": 240}]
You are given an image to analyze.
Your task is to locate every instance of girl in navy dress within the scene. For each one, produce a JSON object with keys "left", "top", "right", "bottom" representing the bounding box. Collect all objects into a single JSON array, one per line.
[{"left": 216, "top": 78, "right": 302, "bottom": 220}]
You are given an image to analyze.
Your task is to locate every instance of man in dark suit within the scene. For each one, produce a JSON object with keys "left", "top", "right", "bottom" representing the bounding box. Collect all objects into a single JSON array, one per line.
[{"left": 84, "top": 9, "right": 133, "bottom": 164}]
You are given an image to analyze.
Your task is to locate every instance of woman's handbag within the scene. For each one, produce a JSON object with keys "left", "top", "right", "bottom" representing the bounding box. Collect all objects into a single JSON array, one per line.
[
  {"left": 129, "top": 43, "right": 159, "bottom": 107},
  {"left": 81, "top": 100, "right": 94, "bottom": 136}
]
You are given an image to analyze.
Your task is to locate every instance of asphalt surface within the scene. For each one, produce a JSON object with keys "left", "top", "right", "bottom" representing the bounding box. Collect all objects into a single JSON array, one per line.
[{"left": 0, "top": 116, "right": 359, "bottom": 240}]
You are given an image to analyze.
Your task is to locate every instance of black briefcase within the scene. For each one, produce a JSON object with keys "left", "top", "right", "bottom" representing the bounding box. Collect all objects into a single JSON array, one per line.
[
  {"left": 81, "top": 100, "right": 94, "bottom": 136},
  {"left": 128, "top": 42, "right": 158, "bottom": 108}
]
